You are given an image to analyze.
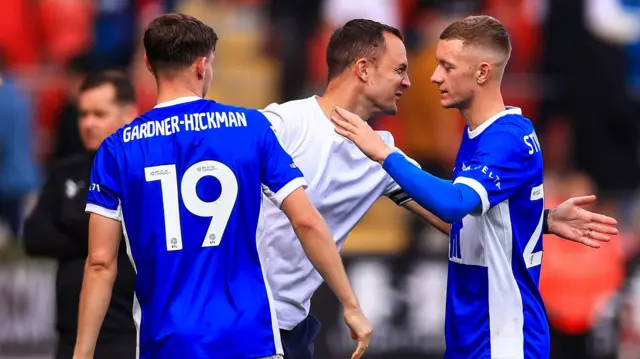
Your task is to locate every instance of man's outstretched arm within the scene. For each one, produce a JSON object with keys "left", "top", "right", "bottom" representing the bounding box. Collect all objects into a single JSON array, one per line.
[
  {"left": 402, "top": 197, "right": 617, "bottom": 248},
  {"left": 544, "top": 195, "right": 617, "bottom": 247},
  {"left": 330, "top": 106, "right": 618, "bottom": 248}
]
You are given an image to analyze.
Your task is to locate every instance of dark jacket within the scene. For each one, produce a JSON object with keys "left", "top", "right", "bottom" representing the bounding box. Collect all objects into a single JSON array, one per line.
[{"left": 22, "top": 153, "right": 136, "bottom": 345}]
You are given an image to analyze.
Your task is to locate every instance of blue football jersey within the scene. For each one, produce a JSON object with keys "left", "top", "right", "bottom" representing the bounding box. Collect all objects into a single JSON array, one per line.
[
  {"left": 86, "top": 97, "right": 306, "bottom": 359},
  {"left": 446, "top": 108, "right": 549, "bottom": 359}
]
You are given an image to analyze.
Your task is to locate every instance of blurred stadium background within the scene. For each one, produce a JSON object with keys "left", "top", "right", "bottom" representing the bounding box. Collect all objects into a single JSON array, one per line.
[{"left": 1, "top": 0, "right": 640, "bottom": 358}]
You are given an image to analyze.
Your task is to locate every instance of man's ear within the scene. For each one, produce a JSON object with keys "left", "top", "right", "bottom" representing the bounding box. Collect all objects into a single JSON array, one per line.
[
  {"left": 354, "top": 58, "right": 372, "bottom": 82},
  {"left": 477, "top": 62, "right": 491, "bottom": 85},
  {"left": 144, "top": 54, "right": 154, "bottom": 76},
  {"left": 195, "top": 56, "right": 207, "bottom": 80}
]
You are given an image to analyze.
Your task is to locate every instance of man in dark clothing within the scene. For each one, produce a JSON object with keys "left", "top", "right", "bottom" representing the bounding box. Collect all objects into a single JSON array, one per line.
[
  {"left": 51, "top": 54, "right": 94, "bottom": 161},
  {"left": 23, "top": 71, "right": 138, "bottom": 359}
]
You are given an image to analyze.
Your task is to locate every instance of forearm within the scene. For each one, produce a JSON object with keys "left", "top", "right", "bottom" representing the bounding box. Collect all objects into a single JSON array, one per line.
[
  {"left": 383, "top": 152, "right": 480, "bottom": 223},
  {"left": 74, "top": 262, "right": 116, "bottom": 358},
  {"left": 293, "top": 217, "right": 359, "bottom": 311},
  {"left": 402, "top": 200, "right": 451, "bottom": 235}
]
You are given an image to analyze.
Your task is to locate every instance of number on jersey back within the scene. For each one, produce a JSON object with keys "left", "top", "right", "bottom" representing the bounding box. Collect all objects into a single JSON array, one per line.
[{"left": 86, "top": 98, "right": 306, "bottom": 359}]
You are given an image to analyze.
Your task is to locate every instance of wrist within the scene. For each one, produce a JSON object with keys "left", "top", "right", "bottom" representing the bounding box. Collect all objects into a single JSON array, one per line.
[
  {"left": 543, "top": 208, "right": 552, "bottom": 234},
  {"left": 375, "top": 146, "right": 395, "bottom": 165},
  {"left": 341, "top": 299, "right": 361, "bottom": 313}
]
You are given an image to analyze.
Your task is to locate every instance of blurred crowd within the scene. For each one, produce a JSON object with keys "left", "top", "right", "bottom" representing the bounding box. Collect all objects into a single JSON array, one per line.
[{"left": 1, "top": 0, "right": 640, "bottom": 358}]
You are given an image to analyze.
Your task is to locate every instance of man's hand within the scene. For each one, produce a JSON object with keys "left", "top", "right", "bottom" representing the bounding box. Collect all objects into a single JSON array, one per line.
[
  {"left": 331, "top": 107, "right": 394, "bottom": 164},
  {"left": 343, "top": 307, "right": 373, "bottom": 359},
  {"left": 548, "top": 195, "right": 618, "bottom": 248}
]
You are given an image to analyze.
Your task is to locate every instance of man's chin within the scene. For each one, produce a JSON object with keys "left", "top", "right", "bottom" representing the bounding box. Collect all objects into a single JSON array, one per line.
[
  {"left": 380, "top": 106, "right": 398, "bottom": 116},
  {"left": 82, "top": 139, "right": 100, "bottom": 152},
  {"left": 440, "top": 100, "right": 458, "bottom": 109}
]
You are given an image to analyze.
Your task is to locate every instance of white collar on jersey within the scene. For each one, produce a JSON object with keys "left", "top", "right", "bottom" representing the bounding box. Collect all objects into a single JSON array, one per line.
[
  {"left": 467, "top": 106, "right": 522, "bottom": 139},
  {"left": 154, "top": 96, "right": 202, "bottom": 109}
]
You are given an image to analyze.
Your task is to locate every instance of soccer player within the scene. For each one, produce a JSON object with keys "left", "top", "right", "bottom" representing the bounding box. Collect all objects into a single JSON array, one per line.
[
  {"left": 330, "top": 15, "right": 570, "bottom": 358},
  {"left": 259, "top": 18, "right": 617, "bottom": 359},
  {"left": 72, "top": 14, "right": 371, "bottom": 359}
]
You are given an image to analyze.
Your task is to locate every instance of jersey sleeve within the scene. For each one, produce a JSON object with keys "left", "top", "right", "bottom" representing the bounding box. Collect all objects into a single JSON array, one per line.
[
  {"left": 260, "top": 104, "right": 286, "bottom": 138},
  {"left": 379, "top": 131, "right": 421, "bottom": 206},
  {"left": 257, "top": 114, "right": 307, "bottom": 207},
  {"left": 85, "top": 138, "right": 123, "bottom": 221},
  {"left": 453, "top": 131, "right": 532, "bottom": 215}
]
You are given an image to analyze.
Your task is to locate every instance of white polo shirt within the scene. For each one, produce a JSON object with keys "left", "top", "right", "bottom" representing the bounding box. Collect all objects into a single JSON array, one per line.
[{"left": 258, "top": 96, "right": 418, "bottom": 330}]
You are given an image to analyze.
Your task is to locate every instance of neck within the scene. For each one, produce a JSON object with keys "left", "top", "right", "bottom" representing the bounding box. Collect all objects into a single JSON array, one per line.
[
  {"left": 460, "top": 87, "right": 506, "bottom": 130},
  {"left": 156, "top": 77, "right": 202, "bottom": 105},
  {"left": 316, "top": 78, "right": 373, "bottom": 120}
]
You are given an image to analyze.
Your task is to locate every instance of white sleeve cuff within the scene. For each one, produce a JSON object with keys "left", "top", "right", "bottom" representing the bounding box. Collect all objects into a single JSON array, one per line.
[
  {"left": 270, "top": 177, "right": 308, "bottom": 207},
  {"left": 86, "top": 203, "right": 122, "bottom": 221},
  {"left": 453, "top": 176, "right": 490, "bottom": 215}
]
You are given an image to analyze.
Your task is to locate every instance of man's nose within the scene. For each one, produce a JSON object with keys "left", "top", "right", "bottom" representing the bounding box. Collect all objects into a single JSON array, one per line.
[
  {"left": 402, "top": 77, "right": 411, "bottom": 89},
  {"left": 431, "top": 73, "right": 442, "bottom": 84}
]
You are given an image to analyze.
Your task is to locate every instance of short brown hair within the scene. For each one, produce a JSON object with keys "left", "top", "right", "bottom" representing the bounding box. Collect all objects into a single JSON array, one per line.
[
  {"left": 80, "top": 70, "right": 136, "bottom": 105},
  {"left": 439, "top": 15, "right": 511, "bottom": 55},
  {"left": 326, "top": 19, "right": 403, "bottom": 81},
  {"left": 143, "top": 13, "right": 218, "bottom": 74}
]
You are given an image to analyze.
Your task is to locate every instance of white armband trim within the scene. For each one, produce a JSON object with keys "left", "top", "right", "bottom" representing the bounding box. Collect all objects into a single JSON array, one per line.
[
  {"left": 86, "top": 203, "right": 122, "bottom": 221},
  {"left": 270, "top": 177, "right": 308, "bottom": 207},
  {"left": 453, "top": 176, "right": 490, "bottom": 215}
]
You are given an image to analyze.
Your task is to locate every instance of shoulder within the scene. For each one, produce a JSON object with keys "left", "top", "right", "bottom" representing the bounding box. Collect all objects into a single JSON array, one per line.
[
  {"left": 92, "top": 130, "right": 126, "bottom": 161},
  {"left": 375, "top": 130, "right": 396, "bottom": 147},
  {"left": 263, "top": 96, "right": 317, "bottom": 114},
  {"left": 481, "top": 114, "right": 540, "bottom": 159},
  {"left": 491, "top": 112, "right": 535, "bottom": 137},
  {"left": 209, "top": 101, "right": 266, "bottom": 121},
  {"left": 261, "top": 96, "right": 318, "bottom": 123},
  {"left": 104, "top": 126, "right": 126, "bottom": 148},
  {"left": 482, "top": 112, "right": 533, "bottom": 139},
  {"left": 211, "top": 100, "right": 257, "bottom": 114}
]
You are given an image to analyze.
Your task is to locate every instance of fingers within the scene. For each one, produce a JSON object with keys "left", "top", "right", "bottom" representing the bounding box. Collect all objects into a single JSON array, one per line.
[
  {"left": 335, "top": 106, "right": 363, "bottom": 125},
  {"left": 576, "top": 236, "right": 601, "bottom": 248},
  {"left": 570, "top": 195, "right": 618, "bottom": 227},
  {"left": 587, "top": 230, "right": 612, "bottom": 242},
  {"left": 588, "top": 222, "right": 618, "bottom": 236},
  {"left": 331, "top": 118, "right": 357, "bottom": 141},
  {"left": 569, "top": 195, "right": 597, "bottom": 207},
  {"left": 351, "top": 341, "right": 368, "bottom": 359},
  {"left": 331, "top": 115, "right": 356, "bottom": 132},
  {"left": 585, "top": 211, "right": 618, "bottom": 227}
]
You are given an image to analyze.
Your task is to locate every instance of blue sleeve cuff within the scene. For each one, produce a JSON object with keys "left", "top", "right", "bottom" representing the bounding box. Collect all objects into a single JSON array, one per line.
[
  {"left": 382, "top": 152, "right": 482, "bottom": 223},
  {"left": 382, "top": 152, "right": 406, "bottom": 172}
]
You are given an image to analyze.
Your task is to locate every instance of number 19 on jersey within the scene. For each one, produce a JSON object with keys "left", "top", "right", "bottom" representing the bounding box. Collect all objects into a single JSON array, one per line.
[{"left": 145, "top": 160, "right": 238, "bottom": 251}]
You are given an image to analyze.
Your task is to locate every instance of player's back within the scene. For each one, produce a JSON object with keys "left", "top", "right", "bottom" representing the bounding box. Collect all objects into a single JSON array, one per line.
[
  {"left": 91, "top": 97, "right": 301, "bottom": 359},
  {"left": 447, "top": 108, "right": 548, "bottom": 359}
]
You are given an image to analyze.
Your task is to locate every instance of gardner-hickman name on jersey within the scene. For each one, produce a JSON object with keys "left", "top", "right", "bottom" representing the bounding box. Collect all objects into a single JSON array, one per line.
[{"left": 123, "top": 112, "right": 248, "bottom": 143}]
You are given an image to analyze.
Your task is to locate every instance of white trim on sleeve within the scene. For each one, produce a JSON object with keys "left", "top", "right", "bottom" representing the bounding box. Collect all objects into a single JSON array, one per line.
[
  {"left": 453, "top": 176, "right": 490, "bottom": 215},
  {"left": 270, "top": 177, "right": 308, "bottom": 207},
  {"left": 86, "top": 203, "right": 122, "bottom": 222}
]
